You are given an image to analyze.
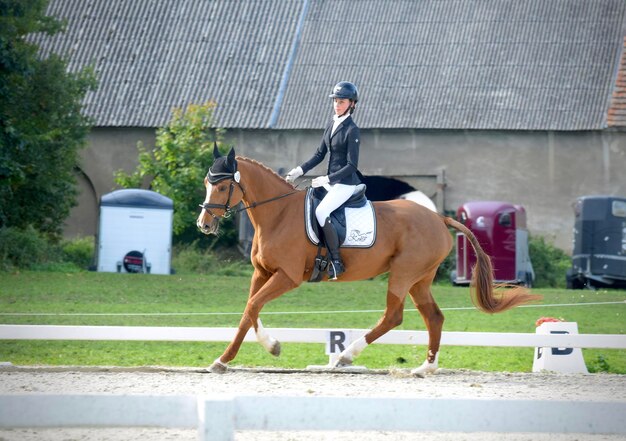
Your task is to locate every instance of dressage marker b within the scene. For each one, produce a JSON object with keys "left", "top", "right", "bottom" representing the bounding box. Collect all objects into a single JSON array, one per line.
[{"left": 533, "top": 322, "right": 588, "bottom": 373}]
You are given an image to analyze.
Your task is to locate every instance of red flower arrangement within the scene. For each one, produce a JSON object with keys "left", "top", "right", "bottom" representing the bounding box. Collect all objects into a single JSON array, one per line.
[{"left": 535, "top": 317, "right": 565, "bottom": 327}]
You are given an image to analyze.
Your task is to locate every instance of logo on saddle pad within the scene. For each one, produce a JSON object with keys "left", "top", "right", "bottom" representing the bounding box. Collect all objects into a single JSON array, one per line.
[
  {"left": 305, "top": 187, "right": 377, "bottom": 248},
  {"left": 349, "top": 229, "right": 373, "bottom": 243}
]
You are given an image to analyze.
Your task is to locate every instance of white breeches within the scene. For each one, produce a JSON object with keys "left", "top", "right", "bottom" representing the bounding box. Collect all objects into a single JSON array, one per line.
[{"left": 315, "top": 183, "right": 357, "bottom": 225}]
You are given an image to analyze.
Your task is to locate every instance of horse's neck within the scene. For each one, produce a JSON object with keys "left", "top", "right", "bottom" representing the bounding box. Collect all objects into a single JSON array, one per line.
[{"left": 238, "top": 159, "right": 298, "bottom": 228}]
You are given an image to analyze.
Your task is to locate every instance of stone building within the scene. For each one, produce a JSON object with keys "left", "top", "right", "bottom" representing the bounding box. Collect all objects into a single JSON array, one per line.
[{"left": 35, "top": 0, "right": 626, "bottom": 251}]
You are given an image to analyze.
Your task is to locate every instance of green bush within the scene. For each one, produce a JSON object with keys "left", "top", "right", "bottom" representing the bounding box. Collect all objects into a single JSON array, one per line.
[
  {"left": 0, "top": 226, "right": 57, "bottom": 270},
  {"left": 172, "top": 243, "right": 220, "bottom": 274},
  {"left": 61, "top": 236, "right": 95, "bottom": 269},
  {"left": 171, "top": 243, "right": 252, "bottom": 276},
  {"left": 0, "top": 228, "right": 95, "bottom": 272},
  {"left": 529, "top": 235, "right": 571, "bottom": 288}
]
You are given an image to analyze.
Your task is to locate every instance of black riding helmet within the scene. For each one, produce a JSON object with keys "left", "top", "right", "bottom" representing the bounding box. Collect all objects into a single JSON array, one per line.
[
  {"left": 329, "top": 81, "right": 358, "bottom": 103},
  {"left": 329, "top": 81, "right": 358, "bottom": 115}
]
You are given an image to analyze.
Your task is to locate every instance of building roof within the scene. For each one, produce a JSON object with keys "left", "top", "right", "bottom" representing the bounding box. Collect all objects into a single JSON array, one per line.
[{"left": 35, "top": 0, "right": 626, "bottom": 130}]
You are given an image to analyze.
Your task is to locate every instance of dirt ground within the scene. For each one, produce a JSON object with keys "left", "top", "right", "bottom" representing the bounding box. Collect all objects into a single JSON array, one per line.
[{"left": 0, "top": 365, "right": 624, "bottom": 441}]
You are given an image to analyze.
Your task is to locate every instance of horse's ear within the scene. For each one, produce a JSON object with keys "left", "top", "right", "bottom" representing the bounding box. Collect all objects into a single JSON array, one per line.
[
  {"left": 227, "top": 147, "right": 236, "bottom": 168},
  {"left": 213, "top": 142, "right": 221, "bottom": 159}
]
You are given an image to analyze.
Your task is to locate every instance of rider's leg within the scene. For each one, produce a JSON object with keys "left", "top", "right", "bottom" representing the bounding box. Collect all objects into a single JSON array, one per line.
[
  {"left": 322, "top": 217, "right": 343, "bottom": 279},
  {"left": 316, "top": 184, "right": 355, "bottom": 279}
]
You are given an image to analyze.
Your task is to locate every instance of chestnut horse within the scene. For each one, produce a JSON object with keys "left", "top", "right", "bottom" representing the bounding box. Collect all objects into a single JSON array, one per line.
[{"left": 197, "top": 147, "right": 540, "bottom": 375}]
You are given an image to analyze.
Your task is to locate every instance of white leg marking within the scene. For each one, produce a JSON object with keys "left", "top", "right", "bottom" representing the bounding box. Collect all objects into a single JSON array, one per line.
[
  {"left": 208, "top": 357, "right": 228, "bottom": 374},
  {"left": 338, "top": 335, "right": 368, "bottom": 364},
  {"left": 255, "top": 319, "right": 278, "bottom": 353},
  {"left": 411, "top": 351, "right": 439, "bottom": 376}
]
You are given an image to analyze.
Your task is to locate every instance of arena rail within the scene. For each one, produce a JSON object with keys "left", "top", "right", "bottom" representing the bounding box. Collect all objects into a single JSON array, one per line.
[
  {"left": 0, "top": 324, "right": 625, "bottom": 348},
  {"left": 0, "top": 394, "right": 625, "bottom": 440}
]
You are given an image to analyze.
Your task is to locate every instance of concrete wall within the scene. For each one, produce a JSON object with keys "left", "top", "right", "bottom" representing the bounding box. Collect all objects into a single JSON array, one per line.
[
  {"left": 66, "top": 126, "right": 626, "bottom": 253},
  {"left": 65, "top": 127, "right": 156, "bottom": 238}
]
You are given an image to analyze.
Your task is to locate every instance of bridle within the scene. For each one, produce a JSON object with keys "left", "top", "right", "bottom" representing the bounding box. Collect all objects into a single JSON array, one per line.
[
  {"left": 199, "top": 170, "right": 242, "bottom": 219},
  {"left": 199, "top": 169, "right": 300, "bottom": 219}
]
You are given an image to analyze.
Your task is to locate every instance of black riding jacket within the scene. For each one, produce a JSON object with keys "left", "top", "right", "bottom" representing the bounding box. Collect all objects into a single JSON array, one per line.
[{"left": 300, "top": 116, "right": 362, "bottom": 185}]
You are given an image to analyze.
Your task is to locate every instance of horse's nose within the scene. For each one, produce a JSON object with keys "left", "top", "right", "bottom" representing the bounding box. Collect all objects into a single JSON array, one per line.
[
  {"left": 197, "top": 222, "right": 210, "bottom": 235},
  {"left": 197, "top": 214, "right": 217, "bottom": 235},
  {"left": 197, "top": 217, "right": 208, "bottom": 230}
]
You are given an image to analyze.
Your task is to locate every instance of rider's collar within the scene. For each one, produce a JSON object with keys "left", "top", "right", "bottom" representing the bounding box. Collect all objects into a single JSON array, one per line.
[{"left": 333, "top": 113, "right": 351, "bottom": 124}]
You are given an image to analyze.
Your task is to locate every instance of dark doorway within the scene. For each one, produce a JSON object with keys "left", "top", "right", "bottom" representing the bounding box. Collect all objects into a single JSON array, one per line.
[{"left": 361, "top": 175, "right": 415, "bottom": 201}]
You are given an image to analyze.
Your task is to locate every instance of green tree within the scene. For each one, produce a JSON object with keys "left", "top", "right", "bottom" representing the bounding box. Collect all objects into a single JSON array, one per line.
[
  {"left": 115, "top": 102, "right": 237, "bottom": 247},
  {"left": 0, "top": 0, "right": 97, "bottom": 235},
  {"left": 529, "top": 235, "right": 571, "bottom": 288}
]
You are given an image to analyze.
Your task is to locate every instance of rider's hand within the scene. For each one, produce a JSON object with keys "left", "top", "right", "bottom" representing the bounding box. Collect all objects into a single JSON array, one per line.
[
  {"left": 285, "top": 166, "right": 303, "bottom": 183},
  {"left": 311, "top": 175, "right": 330, "bottom": 188}
]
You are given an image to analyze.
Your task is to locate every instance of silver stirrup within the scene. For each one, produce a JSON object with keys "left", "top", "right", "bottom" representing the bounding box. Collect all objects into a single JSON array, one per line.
[{"left": 328, "top": 261, "right": 338, "bottom": 280}]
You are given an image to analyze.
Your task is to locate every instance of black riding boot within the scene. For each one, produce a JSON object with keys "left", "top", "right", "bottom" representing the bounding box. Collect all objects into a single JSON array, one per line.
[{"left": 322, "top": 217, "right": 345, "bottom": 280}]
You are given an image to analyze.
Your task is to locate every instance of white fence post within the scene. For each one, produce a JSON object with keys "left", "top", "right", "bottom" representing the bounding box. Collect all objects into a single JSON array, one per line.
[{"left": 197, "top": 396, "right": 235, "bottom": 441}]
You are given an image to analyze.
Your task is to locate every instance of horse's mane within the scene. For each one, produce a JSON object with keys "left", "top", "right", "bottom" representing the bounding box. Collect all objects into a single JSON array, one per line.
[{"left": 237, "top": 156, "right": 296, "bottom": 189}]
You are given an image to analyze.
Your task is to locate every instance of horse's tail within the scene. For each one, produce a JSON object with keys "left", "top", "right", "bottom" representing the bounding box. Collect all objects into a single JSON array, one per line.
[{"left": 443, "top": 217, "right": 542, "bottom": 313}]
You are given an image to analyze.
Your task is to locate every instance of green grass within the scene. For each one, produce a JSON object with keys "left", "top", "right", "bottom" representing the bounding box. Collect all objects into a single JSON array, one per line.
[{"left": 0, "top": 271, "right": 624, "bottom": 373}]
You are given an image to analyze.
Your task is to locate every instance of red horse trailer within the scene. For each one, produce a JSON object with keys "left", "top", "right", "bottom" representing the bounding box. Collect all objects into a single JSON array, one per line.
[{"left": 453, "top": 201, "right": 534, "bottom": 286}]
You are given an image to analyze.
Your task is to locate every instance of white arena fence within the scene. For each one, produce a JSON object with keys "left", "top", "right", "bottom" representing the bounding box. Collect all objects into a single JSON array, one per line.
[
  {"left": 0, "top": 324, "right": 625, "bottom": 349},
  {"left": 0, "top": 394, "right": 625, "bottom": 440},
  {"left": 1, "top": 326, "right": 625, "bottom": 438}
]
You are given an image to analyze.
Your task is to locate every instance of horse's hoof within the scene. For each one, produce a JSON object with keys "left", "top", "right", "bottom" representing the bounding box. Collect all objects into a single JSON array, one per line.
[
  {"left": 332, "top": 356, "right": 353, "bottom": 368},
  {"left": 270, "top": 341, "right": 281, "bottom": 357},
  {"left": 411, "top": 361, "right": 438, "bottom": 377},
  {"left": 207, "top": 359, "right": 228, "bottom": 374}
]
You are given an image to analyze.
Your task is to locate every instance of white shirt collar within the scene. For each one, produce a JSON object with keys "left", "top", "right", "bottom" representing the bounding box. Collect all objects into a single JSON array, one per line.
[
  {"left": 333, "top": 113, "right": 350, "bottom": 124},
  {"left": 332, "top": 113, "right": 350, "bottom": 134}
]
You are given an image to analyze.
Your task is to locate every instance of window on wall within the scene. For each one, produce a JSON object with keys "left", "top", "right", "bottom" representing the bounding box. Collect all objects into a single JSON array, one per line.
[{"left": 612, "top": 200, "right": 626, "bottom": 218}]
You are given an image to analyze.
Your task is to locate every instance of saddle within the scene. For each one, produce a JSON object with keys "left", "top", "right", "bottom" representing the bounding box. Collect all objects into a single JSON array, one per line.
[{"left": 305, "top": 184, "right": 377, "bottom": 282}]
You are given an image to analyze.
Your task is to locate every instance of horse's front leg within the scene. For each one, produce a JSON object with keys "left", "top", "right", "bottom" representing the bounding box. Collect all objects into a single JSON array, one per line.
[
  {"left": 244, "top": 270, "right": 281, "bottom": 356},
  {"left": 255, "top": 318, "right": 281, "bottom": 356},
  {"left": 208, "top": 269, "right": 297, "bottom": 373}
]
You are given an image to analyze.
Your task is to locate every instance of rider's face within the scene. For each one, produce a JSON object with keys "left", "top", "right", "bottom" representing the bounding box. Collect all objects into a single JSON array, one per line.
[{"left": 333, "top": 98, "right": 351, "bottom": 116}]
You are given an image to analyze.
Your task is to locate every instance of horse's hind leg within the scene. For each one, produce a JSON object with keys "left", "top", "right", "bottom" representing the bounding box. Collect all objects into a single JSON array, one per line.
[
  {"left": 334, "top": 286, "right": 407, "bottom": 367},
  {"left": 408, "top": 276, "right": 444, "bottom": 375}
]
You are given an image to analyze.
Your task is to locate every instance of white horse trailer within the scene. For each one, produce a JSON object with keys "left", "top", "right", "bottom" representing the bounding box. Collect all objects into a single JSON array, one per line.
[{"left": 97, "top": 189, "right": 173, "bottom": 275}]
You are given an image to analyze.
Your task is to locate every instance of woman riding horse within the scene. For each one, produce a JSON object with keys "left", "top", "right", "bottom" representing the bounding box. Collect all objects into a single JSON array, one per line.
[
  {"left": 197, "top": 147, "right": 541, "bottom": 375},
  {"left": 286, "top": 81, "right": 362, "bottom": 280}
]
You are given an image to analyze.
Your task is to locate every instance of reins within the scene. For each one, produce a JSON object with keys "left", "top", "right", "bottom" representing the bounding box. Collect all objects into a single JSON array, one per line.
[{"left": 235, "top": 188, "right": 301, "bottom": 214}]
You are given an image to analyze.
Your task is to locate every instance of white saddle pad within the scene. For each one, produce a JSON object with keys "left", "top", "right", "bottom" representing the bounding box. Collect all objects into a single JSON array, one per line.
[{"left": 305, "top": 197, "right": 377, "bottom": 248}]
